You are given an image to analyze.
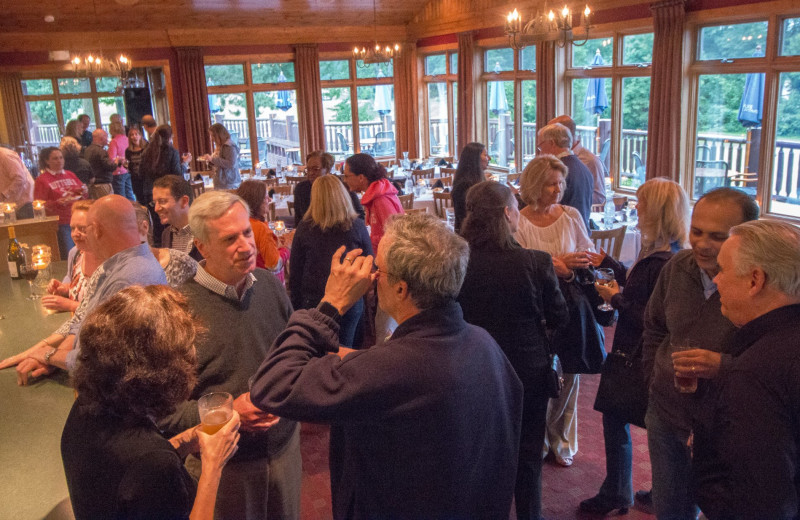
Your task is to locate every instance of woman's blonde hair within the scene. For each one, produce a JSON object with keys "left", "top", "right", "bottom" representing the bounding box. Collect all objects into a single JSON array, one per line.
[
  {"left": 209, "top": 123, "right": 231, "bottom": 146},
  {"left": 518, "top": 155, "right": 568, "bottom": 210},
  {"left": 305, "top": 175, "right": 356, "bottom": 231},
  {"left": 60, "top": 136, "right": 81, "bottom": 157},
  {"left": 636, "top": 177, "right": 690, "bottom": 250},
  {"left": 109, "top": 121, "right": 125, "bottom": 137}
]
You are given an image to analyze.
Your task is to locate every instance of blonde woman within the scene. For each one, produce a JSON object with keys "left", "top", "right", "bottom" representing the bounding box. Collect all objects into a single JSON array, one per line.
[
  {"left": 60, "top": 136, "right": 93, "bottom": 186},
  {"left": 200, "top": 123, "right": 240, "bottom": 190},
  {"left": 289, "top": 174, "right": 372, "bottom": 347},
  {"left": 580, "top": 178, "right": 690, "bottom": 514}
]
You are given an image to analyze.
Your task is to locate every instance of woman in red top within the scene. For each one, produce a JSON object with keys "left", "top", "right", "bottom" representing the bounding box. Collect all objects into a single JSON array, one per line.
[
  {"left": 235, "top": 180, "right": 289, "bottom": 283},
  {"left": 34, "top": 147, "right": 88, "bottom": 259}
]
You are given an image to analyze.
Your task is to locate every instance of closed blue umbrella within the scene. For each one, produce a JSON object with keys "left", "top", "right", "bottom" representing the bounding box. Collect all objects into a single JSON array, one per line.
[
  {"left": 276, "top": 70, "right": 292, "bottom": 112},
  {"left": 488, "top": 62, "right": 509, "bottom": 115},
  {"left": 583, "top": 50, "right": 609, "bottom": 115},
  {"left": 374, "top": 68, "right": 393, "bottom": 116},
  {"left": 738, "top": 48, "right": 765, "bottom": 128}
]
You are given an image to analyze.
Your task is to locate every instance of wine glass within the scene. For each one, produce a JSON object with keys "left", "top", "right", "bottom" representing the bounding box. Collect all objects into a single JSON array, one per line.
[
  {"left": 594, "top": 268, "right": 615, "bottom": 311},
  {"left": 19, "top": 264, "right": 40, "bottom": 300}
]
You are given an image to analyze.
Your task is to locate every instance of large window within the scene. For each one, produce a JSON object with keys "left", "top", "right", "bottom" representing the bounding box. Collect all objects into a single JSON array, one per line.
[
  {"left": 421, "top": 50, "right": 458, "bottom": 158},
  {"left": 480, "top": 46, "right": 536, "bottom": 171},
  {"left": 319, "top": 58, "right": 396, "bottom": 160},
  {"left": 688, "top": 18, "right": 800, "bottom": 219},
  {"left": 205, "top": 61, "right": 298, "bottom": 170},
  {"left": 566, "top": 33, "right": 653, "bottom": 191}
]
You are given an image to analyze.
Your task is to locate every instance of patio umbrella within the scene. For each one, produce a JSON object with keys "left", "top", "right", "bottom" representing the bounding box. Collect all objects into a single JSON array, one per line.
[
  {"left": 738, "top": 48, "right": 765, "bottom": 128},
  {"left": 488, "top": 62, "right": 509, "bottom": 114},
  {"left": 276, "top": 70, "right": 292, "bottom": 112},
  {"left": 583, "top": 50, "right": 609, "bottom": 115},
  {"left": 374, "top": 68, "right": 393, "bottom": 117}
]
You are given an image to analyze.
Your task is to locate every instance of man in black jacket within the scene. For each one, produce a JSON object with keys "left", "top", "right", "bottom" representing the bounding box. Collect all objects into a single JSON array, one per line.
[{"left": 83, "top": 129, "right": 121, "bottom": 199}]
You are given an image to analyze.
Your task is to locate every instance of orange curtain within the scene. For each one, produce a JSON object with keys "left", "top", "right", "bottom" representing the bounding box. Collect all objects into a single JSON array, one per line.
[
  {"left": 457, "top": 32, "right": 476, "bottom": 153},
  {"left": 294, "top": 44, "right": 325, "bottom": 156},
  {"left": 394, "top": 42, "right": 419, "bottom": 160},
  {"left": 174, "top": 47, "right": 211, "bottom": 166},
  {"left": 645, "top": 0, "right": 685, "bottom": 182},
  {"left": 0, "top": 73, "right": 29, "bottom": 149},
  {"left": 536, "top": 41, "right": 556, "bottom": 139}
]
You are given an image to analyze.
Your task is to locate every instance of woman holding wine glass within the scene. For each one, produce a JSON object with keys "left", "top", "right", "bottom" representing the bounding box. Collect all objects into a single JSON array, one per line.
[
  {"left": 199, "top": 123, "right": 241, "bottom": 190},
  {"left": 579, "top": 177, "right": 690, "bottom": 515}
]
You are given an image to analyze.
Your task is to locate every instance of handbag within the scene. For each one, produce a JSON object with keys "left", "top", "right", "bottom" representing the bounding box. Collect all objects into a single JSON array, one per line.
[
  {"left": 593, "top": 343, "right": 648, "bottom": 428},
  {"left": 546, "top": 352, "right": 564, "bottom": 399},
  {"left": 553, "top": 278, "right": 609, "bottom": 374}
]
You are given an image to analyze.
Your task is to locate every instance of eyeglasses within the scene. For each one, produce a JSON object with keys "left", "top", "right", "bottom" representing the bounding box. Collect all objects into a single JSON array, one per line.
[{"left": 149, "top": 198, "right": 173, "bottom": 208}]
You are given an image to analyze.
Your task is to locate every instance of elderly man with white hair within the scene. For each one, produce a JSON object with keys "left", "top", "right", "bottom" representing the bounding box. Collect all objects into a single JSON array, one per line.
[{"left": 681, "top": 220, "right": 800, "bottom": 519}]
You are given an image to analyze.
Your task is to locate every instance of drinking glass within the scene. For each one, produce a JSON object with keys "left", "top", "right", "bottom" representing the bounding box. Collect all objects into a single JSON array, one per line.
[
  {"left": 671, "top": 342, "right": 698, "bottom": 393},
  {"left": 198, "top": 392, "right": 233, "bottom": 435},
  {"left": 594, "top": 268, "right": 615, "bottom": 311},
  {"left": 19, "top": 264, "right": 39, "bottom": 300}
]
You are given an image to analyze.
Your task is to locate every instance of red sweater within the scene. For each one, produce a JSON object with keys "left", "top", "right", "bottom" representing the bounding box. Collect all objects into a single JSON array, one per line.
[{"left": 33, "top": 170, "right": 87, "bottom": 224}]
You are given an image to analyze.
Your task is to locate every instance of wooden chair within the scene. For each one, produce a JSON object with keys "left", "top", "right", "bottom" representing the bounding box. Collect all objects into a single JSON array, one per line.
[
  {"left": 405, "top": 207, "right": 427, "bottom": 215},
  {"left": 412, "top": 168, "right": 436, "bottom": 181},
  {"left": 190, "top": 180, "right": 205, "bottom": 200},
  {"left": 398, "top": 193, "right": 414, "bottom": 210},
  {"left": 433, "top": 192, "right": 453, "bottom": 219},
  {"left": 272, "top": 185, "right": 292, "bottom": 196},
  {"left": 612, "top": 195, "right": 628, "bottom": 212},
  {"left": 440, "top": 167, "right": 456, "bottom": 176},
  {"left": 590, "top": 225, "right": 627, "bottom": 260},
  {"left": 437, "top": 176, "right": 453, "bottom": 188},
  {"left": 287, "top": 201, "right": 295, "bottom": 217},
  {"left": 507, "top": 173, "right": 521, "bottom": 184},
  {"left": 285, "top": 175, "right": 305, "bottom": 189},
  {"left": 262, "top": 177, "right": 280, "bottom": 188},
  {"left": 268, "top": 201, "right": 277, "bottom": 222},
  {"left": 591, "top": 203, "right": 604, "bottom": 214}
]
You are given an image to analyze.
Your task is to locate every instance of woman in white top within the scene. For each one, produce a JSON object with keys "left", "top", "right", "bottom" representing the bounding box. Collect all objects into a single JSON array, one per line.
[{"left": 514, "top": 154, "right": 596, "bottom": 468}]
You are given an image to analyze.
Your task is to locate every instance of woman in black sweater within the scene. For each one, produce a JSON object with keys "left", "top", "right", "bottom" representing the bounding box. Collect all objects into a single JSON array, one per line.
[
  {"left": 451, "top": 142, "right": 489, "bottom": 233},
  {"left": 289, "top": 174, "right": 372, "bottom": 347},
  {"left": 457, "top": 181, "right": 568, "bottom": 520}
]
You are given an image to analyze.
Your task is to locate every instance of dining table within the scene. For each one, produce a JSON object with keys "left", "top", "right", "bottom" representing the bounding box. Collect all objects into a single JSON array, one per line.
[{"left": 590, "top": 212, "right": 642, "bottom": 266}]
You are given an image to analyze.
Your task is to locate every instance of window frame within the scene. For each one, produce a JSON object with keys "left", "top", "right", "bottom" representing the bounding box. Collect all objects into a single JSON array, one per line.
[{"left": 420, "top": 48, "right": 458, "bottom": 159}]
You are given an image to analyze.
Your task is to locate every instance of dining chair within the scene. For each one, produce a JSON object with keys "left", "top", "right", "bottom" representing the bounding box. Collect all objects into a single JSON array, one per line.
[
  {"left": 440, "top": 167, "right": 456, "bottom": 176},
  {"left": 287, "top": 201, "right": 294, "bottom": 217},
  {"left": 507, "top": 173, "right": 521, "bottom": 184},
  {"left": 405, "top": 207, "right": 427, "bottom": 215},
  {"left": 591, "top": 203, "right": 604, "bottom": 214},
  {"left": 590, "top": 225, "right": 627, "bottom": 260},
  {"left": 433, "top": 192, "right": 453, "bottom": 219},
  {"left": 190, "top": 180, "right": 205, "bottom": 200},
  {"left": 438, "top": 176, "right": 453, "bottom": 188},
  {"left": 268, "top": 201, "right": 277, "bottom": 222},
  {"left": 398, "top": 193, "right": 414, "bottom": 210},
  {"left": 272, "top": 185, "right": 292, "bottom": 196},
  {"left": 262, "top": 177, "right": 280, "bottom": 188},
  {"left": 412, "top": 168, "right": 436, "bottom": 181},
  {"left": 285, "top": 176, "right": 305, "bottom": 189}
]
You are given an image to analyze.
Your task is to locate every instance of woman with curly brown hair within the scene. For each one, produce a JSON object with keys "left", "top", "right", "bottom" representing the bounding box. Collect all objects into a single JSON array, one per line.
[{"left": 61, "top": 285, "right": 241, "bottom": 520}]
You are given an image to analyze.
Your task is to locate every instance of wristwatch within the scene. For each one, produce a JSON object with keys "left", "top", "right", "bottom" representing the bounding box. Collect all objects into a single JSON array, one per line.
[
  {"left": 43, "top": 347, "right": 58, "bottom": 366},
  {"left": 316, "top": 301, "right": 342, "bottom": 323}
]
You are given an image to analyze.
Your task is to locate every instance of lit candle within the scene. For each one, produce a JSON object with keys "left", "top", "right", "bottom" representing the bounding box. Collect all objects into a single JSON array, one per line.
[{"left": 33, "top": 200, "right": 46, "bottom": 219}]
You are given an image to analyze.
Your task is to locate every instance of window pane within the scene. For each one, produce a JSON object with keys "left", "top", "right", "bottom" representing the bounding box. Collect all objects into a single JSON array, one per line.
[
  {"left": 251, "top": 62, "right": 295, "bottom": 84},
  {"left": 622, "top": 33, "right": 654, "bottom": 65},
  {"left": 573, "top": 38, "right": 613, "bottom": 68},
  {"left": 355, "top": 61, "right": 393, "bottom": 79},
  {"left": 320, "top": 60, "right": 350, "bottom": 81},
  {"left": 25, "top": 101, "right": 59, "bottom": 146},
  {"left": 620, "top": 77, "right": 651, "bottom": 189},
  {"left": 204, "top": 65, "right": 245, "bottom": 86},
  {"left": 453, "top": 82, "right": 459, "bottom": 156},
  {"left": 520, "top": 46, "right": 536, "bottom": 71},
  {"left": 425, "top": 54, "right": 446, "bottom": 75},
  {"left": 781, "top": 17, "right": 800, "bottom": 56},
  {"left": 521, "top": 80, "right": 536, "bottom": 170},
  {"left": 694, "top": 74, "right": 756, "bottom": 199},
  {"left": 98, "top": 97, "right": 125, "bottom": 129},
  {"left": 450, "top": 53, "right": 458, "bottom": 74},
  {"left": 487, "top": 80, "right": 514, "bottom": 169},
  {"left": 208, "top": 93, "right": 250, "bottom": 166},
  {"left": 253, "top": 90, "right": 299, "bottom": 169},
  {"left": 323, "top": 87, "right": 353, "bottom": 159},
  {"left": 21, "top": 79, "right": 53, "bottom": 96},
  {"left": 356, "top": 85, "right": 395, "bottom": 157},
  {"left": 571, "top": 77, "right": 612, "bottom": 179},
  {"left": 95, "top": 76, "right": 119, "bottom": 93},
  {"left": 58, "top": 77, "right": 91, "bottom": 94},
  {"left": 770, "top": 72, "right": 800, "bottom": 216},
  {"left": 485, "top": 48, "right": 513, "bottom": 73},
  {"left": 428, "top": 82, "right": 449, "bottom": 156},
  {"left": 61, "top": 98, "right": 94, "bottom": 125},
  {"left": 698, "top": 22, "right": 768, "bottom": 61}
]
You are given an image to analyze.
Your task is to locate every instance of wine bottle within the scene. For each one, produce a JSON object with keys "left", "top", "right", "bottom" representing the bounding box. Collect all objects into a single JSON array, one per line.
[{"left": 7, "top": 226, "right": 24, "bottom": 280}]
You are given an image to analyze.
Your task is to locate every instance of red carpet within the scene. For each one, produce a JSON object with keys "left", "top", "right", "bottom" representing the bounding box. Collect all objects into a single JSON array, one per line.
[{"left": 298, "top": 326, "right": 656, "bottom": 520}]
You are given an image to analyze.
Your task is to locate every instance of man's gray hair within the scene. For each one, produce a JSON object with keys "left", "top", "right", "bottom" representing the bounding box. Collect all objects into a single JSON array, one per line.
[
  {"left": 538, "top": 123, "right": 573, "bottom": 149},
  {"left": 189, "top": 190, "right": 250, "bottom": 244},
  {"left": 383, "top": 213, "right": 469, "bottom": 310},
  {"left": 730, "top": 220, "right": 800, "bottom": 298}
]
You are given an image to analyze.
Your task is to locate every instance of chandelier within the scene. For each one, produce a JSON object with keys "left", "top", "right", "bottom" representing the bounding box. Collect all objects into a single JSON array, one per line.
[
  {"left": 71, "top": 53, "right": 131, "bottom": 76},
  {"left": 505, "top": 4, "right": 592, "bottom": 50},
  {"left": 353, "top": 0, "right": 401, "bottom": 67}
]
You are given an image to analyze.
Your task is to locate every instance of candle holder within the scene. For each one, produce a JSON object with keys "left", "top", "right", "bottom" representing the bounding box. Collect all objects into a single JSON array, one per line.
[
  {"left": 3, "top": 203, "right": 17, "bottom": 223},
  {"left": 31, "top": 245, "right": 52, "bottom": 297},
  {"left": 32, "top": 200, "right": 46, "bottom": 220},
  {"left": 273, "top": 220, "right": 286, "bottom": 237}
]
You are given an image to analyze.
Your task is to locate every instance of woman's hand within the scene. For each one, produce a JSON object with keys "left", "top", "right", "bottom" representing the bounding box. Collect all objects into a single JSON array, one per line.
[
  {"left": 41, "top": 294, "right": 78, "bottom": 313},
  {"left": 47, "top": 279, "right": 68, "bottom": 296},
  {"left": 595, "top": 279, "right": 619, "bottom": 302},
  {"left": 198, "top": 411, "right": 241, "bottom": 472},
  {"left": 558, "top": 251, "right": 591, "bottom": 270},
  {"left": 586, "top": 250, "right": 606, "bottom": 267}
]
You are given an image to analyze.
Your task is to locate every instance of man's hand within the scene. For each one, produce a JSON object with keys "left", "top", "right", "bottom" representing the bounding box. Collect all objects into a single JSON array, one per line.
[
  {"left": 0, "top": 342, "right": 46, "bottom": 370},
  {"left": 41, "top": 294, "right": 78, "bottom": 313},
  {"left": 233, "top": 392, "right": 281, "bottom": 432},
  {"left": 322, "top": 246, "right": 376, "bottom": 315},
  {"left": 16, "top": 358, "right": 54, "bottom": 386},
  {"left": 672, "top": 349, "right": 722, "bottom": 379}
]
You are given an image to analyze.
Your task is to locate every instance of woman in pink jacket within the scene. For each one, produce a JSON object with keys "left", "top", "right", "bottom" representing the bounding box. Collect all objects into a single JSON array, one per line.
[{"left": 342, "top": 153, "right": 404, "bottom": 254}]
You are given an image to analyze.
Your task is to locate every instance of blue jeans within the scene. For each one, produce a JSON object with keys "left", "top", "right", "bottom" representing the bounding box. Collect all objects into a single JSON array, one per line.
[
  {"left": 57, "top": 224, "right": 74, "bottom": 260},
  {"left": 112, "top": 173, "right": 136, "bottom": 201},
  {"left": 646, "top": 409, "right": 699, "bottom": 520},
  {"left": 597, "top": 413, "right": 633, "bottom": 505},
  {"left": 338, "top": 298, "right": 363, "bottom": 348}
]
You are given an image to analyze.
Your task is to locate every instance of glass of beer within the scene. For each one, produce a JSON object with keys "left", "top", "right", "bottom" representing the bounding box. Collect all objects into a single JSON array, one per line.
[
  {"left": 198, "top": 392, "right": 234, "bottom": 434},
  {"left": 671, "top": 342, "right": 698, "bottom": 393}
]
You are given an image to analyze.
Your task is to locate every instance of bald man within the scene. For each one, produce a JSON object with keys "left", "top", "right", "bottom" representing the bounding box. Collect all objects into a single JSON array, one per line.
[
  {"left": 83, "top": 129, "right": 122, "bottom": 199},
  {"left": 549, "top": 115, "right": 606, "bottom": 206},
  {"left": 141, "top": 115, "right": 157, "bottom": 140},
  {"left": 0, "top": 195, "right": 167, "bottom": 382}
]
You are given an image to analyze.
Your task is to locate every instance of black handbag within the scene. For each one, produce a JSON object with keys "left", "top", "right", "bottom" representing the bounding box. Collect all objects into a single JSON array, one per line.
[
  {"left": 546, "top": 352, "right": 564, "bottom": 399},
  {"left": 593, "top": 343, "right": 648, "bottom": 429},
  {"left": 553, "top": 278, "right": 610, "bottom": 374}
]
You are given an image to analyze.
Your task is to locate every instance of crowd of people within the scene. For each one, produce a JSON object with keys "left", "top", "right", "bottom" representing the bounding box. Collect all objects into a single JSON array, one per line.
[{"left": 1, "top": 112, "right": 798, "bottom": 520}]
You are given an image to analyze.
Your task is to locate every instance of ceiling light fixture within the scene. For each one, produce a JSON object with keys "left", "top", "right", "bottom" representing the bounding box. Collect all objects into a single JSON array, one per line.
[
  {"left": 505, "top": 3, "right": 592, "bottom": 50},
  {"left": 353, "top": 0, "right": 401, "bottom": 67}
]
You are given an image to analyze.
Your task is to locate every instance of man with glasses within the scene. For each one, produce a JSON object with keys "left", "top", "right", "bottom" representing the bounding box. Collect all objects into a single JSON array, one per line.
[{"left": 152, "top": 174, "right": 202, "bottom": 260}]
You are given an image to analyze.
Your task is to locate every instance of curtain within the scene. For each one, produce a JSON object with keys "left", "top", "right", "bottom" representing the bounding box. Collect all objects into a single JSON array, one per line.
[
  {"left": 457, "top": 32, "right": 476, "bottom": 153},
  {"left": 645, "top": 0, "right": 685, "bottom": 181},
  {"left": 294, "top": 44, "right": 325, "bottom": 156},
  {"left": 0, "top": 73, "right": 29, "bottom": 149},
  {"left": 174, "top": 47, "right": 211, "bottom": 167},
  {"left": 536, "top": 41, "right": 557, "bottom": 137},
  {"left": 394, "top": 42, "right": 419, "bottom": 160}
]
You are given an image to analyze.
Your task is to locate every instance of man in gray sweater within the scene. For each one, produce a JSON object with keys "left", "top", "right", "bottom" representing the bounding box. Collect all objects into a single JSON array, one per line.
[{"left": 641, "top": 187, "right": 759, "bottom": 519}]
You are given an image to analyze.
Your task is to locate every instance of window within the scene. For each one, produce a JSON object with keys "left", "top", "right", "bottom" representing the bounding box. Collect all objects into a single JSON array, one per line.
[
  {"left": 205, "top": 60, "right": 298, "bottom": 170},
  {"left": 319, "top": 57, "right": 396, "bottom": 160},
  {"left": 688, "top": 18, "right": 800, "bottom": 219},
  {"left": 480, "top": 46, "right": 536, "bottom": 171},
  {"left": 566, "top": 33, "right": 653, "bottom": 190},
  {"left": 421, "top": 50, "right": 458, "bottom": 158}
]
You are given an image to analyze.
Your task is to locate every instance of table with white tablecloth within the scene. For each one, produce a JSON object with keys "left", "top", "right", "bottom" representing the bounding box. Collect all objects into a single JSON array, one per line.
[{"left": 590, "top": 213, "right": 642, "bottom": 266}]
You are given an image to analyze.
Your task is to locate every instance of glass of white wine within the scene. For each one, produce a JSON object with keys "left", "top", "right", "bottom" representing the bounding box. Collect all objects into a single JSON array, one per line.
[{"left": 594, "top": 267, "right": 615, "bottom": 311}]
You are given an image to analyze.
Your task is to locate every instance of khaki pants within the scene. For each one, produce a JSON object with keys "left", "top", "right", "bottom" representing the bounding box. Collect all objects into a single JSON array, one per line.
[{"left": 89, "top": 183, "right": 113, "bottom": 200}]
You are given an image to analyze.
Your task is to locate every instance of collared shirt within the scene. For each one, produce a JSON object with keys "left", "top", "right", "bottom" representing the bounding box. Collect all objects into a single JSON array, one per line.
[
  {"left": 169, "top": 224, "right": 194, "bottom": 255},
  {"left": 0, "top": 147, "right": 34, "bottom": 206},
  {"left": 194, "top": 261, "right": 256, "bottom": 302},
  {"left": 556, "top": 150, "right": 574, "bottom": 159},
  {"left": 700, "top": 267, "right": 718, "bottom": 300},
  {"left": 574, "top": 142, "right": 607, "bottom": 205}
]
